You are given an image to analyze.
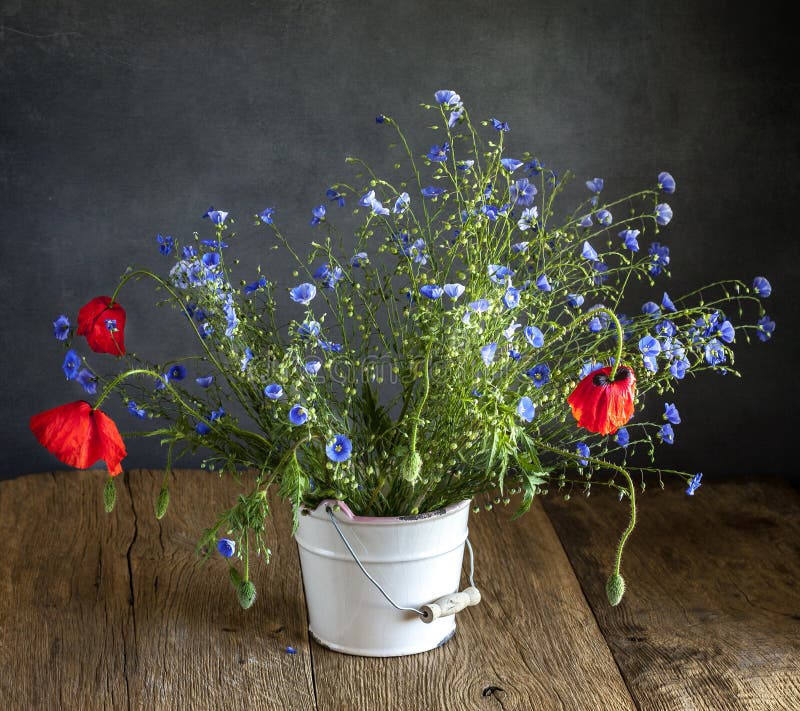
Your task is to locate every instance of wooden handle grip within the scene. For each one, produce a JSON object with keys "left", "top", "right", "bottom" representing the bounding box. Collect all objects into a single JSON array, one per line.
[{"left": 420, "top": 587, "right": 481, "bottom": 623}]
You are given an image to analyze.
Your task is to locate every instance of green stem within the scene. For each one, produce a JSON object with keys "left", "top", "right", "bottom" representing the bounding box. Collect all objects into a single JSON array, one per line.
[
  {"left": 568, "top": 307, "right": 625, "bottom": 379},
  {"left": 534, "top": 439, "right": 636, "bottom": 578}
]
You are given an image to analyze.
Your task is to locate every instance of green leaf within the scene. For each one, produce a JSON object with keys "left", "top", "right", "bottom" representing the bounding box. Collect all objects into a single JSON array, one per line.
[{"left": 278, "top": 452, "right": 307, "bottom": 535}]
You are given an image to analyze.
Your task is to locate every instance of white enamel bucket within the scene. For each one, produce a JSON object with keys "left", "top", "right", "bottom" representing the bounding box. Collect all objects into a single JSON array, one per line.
[{"left": 294, "top": 498, "right": 473, "bottom": 657}]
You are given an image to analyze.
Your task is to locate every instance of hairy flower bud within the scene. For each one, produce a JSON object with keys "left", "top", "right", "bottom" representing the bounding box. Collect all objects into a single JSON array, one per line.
[
  {"left": 103, "top": 477, "right": 117, "bottom": 513},
  {"left": 237, "top": 580, "right": 257, "bottom": 610},
  {"left": 402, "top": 451, "right": 423, "bottom": 484},
  {"left": 606, "top": 573, "right": 626, "bottom": 606},
  {"left": 155, "top": 486, "right": 170, "bottom": 519}
]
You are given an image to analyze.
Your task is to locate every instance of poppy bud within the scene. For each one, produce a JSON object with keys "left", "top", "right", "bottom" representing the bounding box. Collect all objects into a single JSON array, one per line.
[
  {"left": 402, "top": 450, "right": 423, "bottom": 484},
  {"left": 103, "top": 477, "right": 117, "bottom": 513},
  {"left": 606, "top": 573, "right": 626, "bottom": 606},
  {"left": 237, "top": 580, "right": 257, "bottom": 610},
  {"left": 155, "top": 486, "right": 170, "bottom": 519}
]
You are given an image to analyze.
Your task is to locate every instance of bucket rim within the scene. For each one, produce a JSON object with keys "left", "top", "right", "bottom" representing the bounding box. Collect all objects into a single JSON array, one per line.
[{"left": 301, "top": 498, "right": 471, "bottom": 525}]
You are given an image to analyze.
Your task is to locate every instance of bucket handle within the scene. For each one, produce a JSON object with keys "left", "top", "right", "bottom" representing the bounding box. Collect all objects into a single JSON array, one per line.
[{"left": 325, "top": 505, "right": 481, "bottom": 624}]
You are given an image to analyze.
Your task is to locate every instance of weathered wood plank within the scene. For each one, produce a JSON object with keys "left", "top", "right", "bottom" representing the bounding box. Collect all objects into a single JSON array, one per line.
[
  {"left": 309, "top": 499, "right": 635, "bottom": 711},
  {"left": 0, "top": 469, "right": 316, "bottom": 711},
  {"left": 123, "top": 469, "right": 315, "bottom": 710},
  {"left": 543, "top": 479, "right": 800, "bottom": 711},
  {"left": 0, "top": 470, "right": 135, "bottom": 710}
]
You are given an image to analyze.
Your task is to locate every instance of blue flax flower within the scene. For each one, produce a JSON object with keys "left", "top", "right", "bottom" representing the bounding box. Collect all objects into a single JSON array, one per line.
[
  {"left": 658, "top": 172, "right": 676, "bottom": 194},
  {"left": 217, "top": 539, "right": 236, "bottom": 558},
  {"left": 489, "top": 264, "right": 514, "bottom": 284},
  {"left": 510, "top": 179, "right": 537, "bottom": 207},
  {"left": 503, "top": 322, "right": 522, "bottom": 341},
  {"left": 501, "top": 158, "right": 523, "bottom": 172},
  {"left": 444, "top": 283, "right": 465, "bottom": 300},
  {"left": 517, "top": 396, "right": 536, "bottom": 422},
  {"left": 576, "top": 442, "right": 590, "bottom": 466},
  {"left": 393, "top": 192, "right": 410, "bottom": 214},
  {"left": 420, "top": 284, "right": 443, "bottom": 300},
  {"left": 659, "top": 423, "right": 675, "bottom": 445},
  {"left": 350, "top": 252, "right": 368, "bottom": 267},
  {"left": 326, "top": 434, "right": 353, "bottom": 463},
  {"left": 468, "top": 299, "right": 490, "bottom": 313},
  {"left": 704, "top": 339, "right": 726, "bottom": 365},
  {"left": 615, "top": 427, "right": 630, "bottom": 448},
  {"left": 581, "top": 241, "right": 598, "bottom": 261},
  {"left": 655, "top": 203, "right": 673, "bottom": 226},
  {"left": 585, "top": 178, "right": 604, "bottom": 193},
  {"left": 619, "top": 229, "right": 640, "bottom": 252},
  {"left": 196, "top": 375, "right": 214, "bottom": 388},
  {"left": 579, "top": 215, "right": 593, "bottom": 228},
  {"left": 375, "top": 114, "right": 385, "bottom": 124},
  {"left": 304, "top": 359, "right": 322, "bottom": 375},
  {"left": 182, "top": 245, "right": 196, "bottom": 259},
  {"left": 524, "top": 325, "right": 544, "bottom": 348},
  {"left": 526, "top": 363, "right": 551, "bottom": 388},
  {"left": 259, "top": 207, "right": 275, "bottom": 224},
  {"left": 596, "top": 209, "right": 613, "bottom": 226},
  {"left": 62, "top": 350, "right": 81, "bottom": 380},
  {"left": 289, "top": 405, "right": 308, "bottom": 426},
  {"left": 517, "top": 206, "right": 539, "bottom": 231},
  {"left": 756, "top": 315, "right": 775, "bottom": 342},
  {"left": 290, "top": 283, "right": 317, "bottom": 305},
  {"left": 655, "top": 320, "right": 676, "bottom": 338},
  {"left": 717, "top": 320, "right": 735, "bottom": 344},
  {"left": 457, "top": 160, "right": 474, "bottom": 172},
  {"left": 167, "top": 364, "right": 187, "bottom": 381},
  {"left": 490, "top": 117, "right": 510, "bottom": 131},
  {"left": 670, "top": 358, "right": 689, "bottom": 379},
  {"left": 434, "top": 90, "right": 462, "bottom": 107},
  {"left": 525, "top": 159, "right": 544, "bottom": 175},
  {"left": 203, "top": 207, "right": 229, "bottom": 225},
  {"left": 648, "top": 242, "right": 670, "bottom": 276},
  {"left": 421, "top": 186, "right": 445, "bottom": 198},
  {"left": 567, "top": 294, "right": 584, "bottom": 308},
  {"left": 512, "top": 241, "right": 529, "bottom": 253},
  {"left": 128, "top": 401, "right": 147, "bottom": 419},
  {"left": 264, "top": 383, "right": 283, "bottom": 400},
  {"left": 240, "top": 347, "right": 253, "bottom": 372},
  {"left": 663, "top": 403, "right": 681, "bottom": 425},
  {"left": 310, "top": 205, "right": 326, "bottom": 226},
  {"left": 752, "top": 276, "right": 771, "bottom": 298},
  {"left": 686, "top": 473, "right": 703, "bottom": 496},
  {"left": 661, "top": 292, "right": 676, "bottom": 312},
  {"left": 427, "top": 142, "right": 450, "bottom": 162},
  {"left": 481, "top": 343, "right": 498, "bottom": 366},
  {"left": 502, "top": 286, "right": 521, "bottom": 310},
  {"left": 326, "top": 188, "right": 345, "bottom": 207},
  {"left": 319, "top": 340, "right": 343, "bottom": 352},
  {"left": 536, "top": 274, "right": 552, "bottom": 292},
  {"left": 157, "top": 234, "right": 174, "bottom": 255},
  {"left": 53, "top": 315, "right": 70, "bottom": 341},
  {"left": 76, "top": 368, "right": 97, "bottom": 395},
  {"left": 244, "top": 276, "right": 267, "bottom": 294},
  {"left": 638, "top": 335, "right": 661, "bottom": 358}
]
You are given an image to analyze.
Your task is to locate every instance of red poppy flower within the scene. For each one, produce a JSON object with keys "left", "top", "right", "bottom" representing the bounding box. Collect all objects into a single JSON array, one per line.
[
  {"left": 30, "top": 401, "right": 127, "bottom": 476},
  {"left": 77, "top": 296, "right": 126, "bottom": 355},
  {"left": 567, "top": 365, "right": 637, "bottom": 435}
]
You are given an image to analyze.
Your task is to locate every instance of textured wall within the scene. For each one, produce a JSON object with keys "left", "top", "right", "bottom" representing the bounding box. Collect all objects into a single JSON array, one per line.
[{"left": 2, "top": 0, "right": 797, "bottom": 479}]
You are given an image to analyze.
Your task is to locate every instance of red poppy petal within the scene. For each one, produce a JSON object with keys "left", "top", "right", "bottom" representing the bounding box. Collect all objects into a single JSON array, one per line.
[
  {"left": 77, "top": 296, "right": 126, "bottom": 356},
  {"left": 30, "top": 401, "right": 127, "bottom": 476}
]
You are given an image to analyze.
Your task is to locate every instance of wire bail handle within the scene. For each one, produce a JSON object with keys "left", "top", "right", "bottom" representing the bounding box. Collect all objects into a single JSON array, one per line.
[{"left": 325, "top": 505, "right": 481, "bottom": 624}]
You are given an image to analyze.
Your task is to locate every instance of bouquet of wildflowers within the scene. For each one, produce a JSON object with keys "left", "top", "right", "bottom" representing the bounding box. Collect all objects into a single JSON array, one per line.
[{"left": 31, "top": 90, "right": 775, "bottom": 609}]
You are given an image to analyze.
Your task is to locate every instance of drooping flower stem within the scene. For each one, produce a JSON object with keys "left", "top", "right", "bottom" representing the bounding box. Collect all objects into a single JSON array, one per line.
[
  {"left": 568, "top": 307, "right": 625, "bottom": 379},
  {"left": 533, "top": 439, "right": 636, "bottom": 601}
]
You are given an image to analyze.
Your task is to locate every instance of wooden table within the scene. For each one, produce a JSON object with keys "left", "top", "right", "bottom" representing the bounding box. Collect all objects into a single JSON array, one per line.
[{"left": 1, "top": 471, "right": 798, "bottom": 710}]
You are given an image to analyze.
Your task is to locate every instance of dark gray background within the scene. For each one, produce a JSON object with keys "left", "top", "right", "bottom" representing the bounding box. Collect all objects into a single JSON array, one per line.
[{"left": 2, "top": 0, "right": 797, "bottom": 480}]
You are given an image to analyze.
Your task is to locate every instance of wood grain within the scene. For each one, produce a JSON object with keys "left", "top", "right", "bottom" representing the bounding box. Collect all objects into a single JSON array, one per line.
[
  {"left": 309, "top": 499, "right": 635, "bottom": 711},
  {"left": 0, "top": 470, "right": 315, "bottom": 711},
  {"left": 543, "top": 479, "right": 800, "bottom": 711}
]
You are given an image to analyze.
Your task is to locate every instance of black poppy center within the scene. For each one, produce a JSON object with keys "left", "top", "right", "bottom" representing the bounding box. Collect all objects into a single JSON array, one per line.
[{"left": 593, "top": 367, "right": 630, "bottom": 387}]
